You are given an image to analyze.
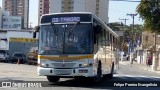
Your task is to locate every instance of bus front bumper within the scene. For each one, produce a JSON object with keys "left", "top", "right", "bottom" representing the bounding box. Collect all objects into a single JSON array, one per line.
[{"left": 37, "top": 67, "right": 95, "bottom": 77}]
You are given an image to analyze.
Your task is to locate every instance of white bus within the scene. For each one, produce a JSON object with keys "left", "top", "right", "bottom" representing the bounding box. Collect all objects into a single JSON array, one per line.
[{"left": 34, "top": 12, "right": 119, "bottom": 82}]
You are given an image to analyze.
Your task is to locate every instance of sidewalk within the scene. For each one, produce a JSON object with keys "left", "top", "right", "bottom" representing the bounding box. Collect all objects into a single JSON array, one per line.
[{"left": 120, "top": 61, "right": 160, "bottom": 74}]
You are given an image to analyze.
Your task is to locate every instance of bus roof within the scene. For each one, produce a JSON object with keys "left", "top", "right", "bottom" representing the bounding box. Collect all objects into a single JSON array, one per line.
[{"left": 41, "top": 12, "right": 119, "bottom": 38}]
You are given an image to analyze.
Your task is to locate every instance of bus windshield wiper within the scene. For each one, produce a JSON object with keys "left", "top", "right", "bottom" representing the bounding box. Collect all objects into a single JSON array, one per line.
[
  {"left": 51, "top": 22, "right": 58, "bottom": 35},
  {"left": 68, "top": 21, "right": 80, "bottom": 36}
]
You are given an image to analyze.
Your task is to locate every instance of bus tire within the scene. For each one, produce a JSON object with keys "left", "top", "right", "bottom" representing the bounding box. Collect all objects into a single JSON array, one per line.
[
  {"left": 104, "top": 62, "right": 114, "bottom": 79},
  {"left": 47, "top": 76, "right": 60, "bottom": 83},
  {"left": 93, "top": 60, "right": 102, "bottom": 82},
  {"left": 103, "top": 62, "right": 114, "bottom": 80}
]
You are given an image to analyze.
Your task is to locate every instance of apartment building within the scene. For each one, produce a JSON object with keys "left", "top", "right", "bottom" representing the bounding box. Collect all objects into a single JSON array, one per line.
[
  {"left": 49, "top": 0, "right": 109, "bottom": 24},
  {"left": 2, "top": 0, "right": 29, "bottom": 29},
  {"left": 38, "top": 0, "right": 50, "bottom": 24}
]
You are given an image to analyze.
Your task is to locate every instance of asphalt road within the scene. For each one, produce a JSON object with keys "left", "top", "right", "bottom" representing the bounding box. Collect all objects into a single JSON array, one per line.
[{"left": 0, "top": 62, "right": 160, "bottom": 90}]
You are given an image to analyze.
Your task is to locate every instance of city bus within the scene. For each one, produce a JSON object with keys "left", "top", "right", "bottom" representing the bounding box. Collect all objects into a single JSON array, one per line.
[{"left": 33, "top": 12, "right": 119, "bottom": 82}]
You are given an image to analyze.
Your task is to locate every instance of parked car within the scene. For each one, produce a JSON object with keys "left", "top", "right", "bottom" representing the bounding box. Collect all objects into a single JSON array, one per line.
[
  {"left": 0, "top": 50, "right": 9, "bottom": 62},
  {"left": 10, "top": 52, "right": 27, "bottom": 64}
]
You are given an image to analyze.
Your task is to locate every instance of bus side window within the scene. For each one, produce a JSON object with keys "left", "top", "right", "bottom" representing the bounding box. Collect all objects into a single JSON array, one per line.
[{"left": 94, "top": 25, "right": 102, "bottom": 44}]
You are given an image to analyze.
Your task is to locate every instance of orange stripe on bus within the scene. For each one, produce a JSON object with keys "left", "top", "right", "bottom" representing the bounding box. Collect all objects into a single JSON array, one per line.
[{"left": 38, "top": 55, "right": 94, "bottom": 60}]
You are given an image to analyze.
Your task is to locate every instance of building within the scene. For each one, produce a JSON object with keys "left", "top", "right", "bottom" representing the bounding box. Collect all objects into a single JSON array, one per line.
[
  {"left": 0, "top": 29, "right": 38, "bottom": 58},
  {"left": 0, "top": 11, "right": 22, "bottom": 30},
  {"left": 142, "top": 31, "right": 160, "bottom": 49},
  {"left": 95, "top": 0, "right": 109, "bottom": 24},
  {"left": 38, "top": 0, "right": 50, "bottom": 24},
  {"left": 2, "top": 0, "right": 29, "bottom": 29},
  {"left": 49, "top": 0, "right": 109, "bottom": 24}
]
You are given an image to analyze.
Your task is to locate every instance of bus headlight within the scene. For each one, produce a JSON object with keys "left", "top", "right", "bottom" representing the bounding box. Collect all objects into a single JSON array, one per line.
[
  {"left": 82, "top": 63, "right": 93, "bottom": 67},
  {"left": 83, "top": 63, "right": 89, "bottom": 67},
  {"left": 40, "top": 60, "right": 47, "bottom": 67}
]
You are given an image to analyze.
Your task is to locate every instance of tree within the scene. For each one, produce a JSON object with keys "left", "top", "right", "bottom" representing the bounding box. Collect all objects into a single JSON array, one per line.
[
  {"left": 107, "top": 22, "right": 123, "bottom": 31},
  {"left": 136, "top": 0, "right": 160, "bottom": 33},
  {"left": 137, "top": 0, "right": 160, "bottom": 71}
]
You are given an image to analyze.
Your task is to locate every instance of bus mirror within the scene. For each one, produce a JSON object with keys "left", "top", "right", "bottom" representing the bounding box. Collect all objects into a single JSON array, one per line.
[
  {"left": 33, "top": 26, "right": 40, "bottom": 38},
  {"left": 34, "top": 26, "right": 40, "bottom": 32}
]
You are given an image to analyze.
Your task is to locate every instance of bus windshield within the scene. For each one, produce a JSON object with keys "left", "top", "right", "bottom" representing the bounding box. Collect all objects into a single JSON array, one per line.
[{"left": 39, "top": 23, "right": 93, "bottom": 55}]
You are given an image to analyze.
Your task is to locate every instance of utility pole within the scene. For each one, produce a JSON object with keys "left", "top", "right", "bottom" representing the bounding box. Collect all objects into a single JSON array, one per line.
[
  {"left": 119, "top": 18, "right": 129, "bottom": 25},
  {"left": 119, "top": 18, "right": 129, "bottom": 59},
  {"left": 127, "top": 13, "right": 137, "bottom": 64},
  {"left": 152, "top": 33, "right": 157, "bottom": 71}
]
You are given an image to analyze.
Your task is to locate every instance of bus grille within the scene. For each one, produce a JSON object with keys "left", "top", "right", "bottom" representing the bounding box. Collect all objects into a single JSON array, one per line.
[
  {"left": 52, "top": 63, "right": 75, "bottom": 68},
  {"left": 53, "top": 60, "right": 78, "bottom": 62},
  {"left": 54, "top": 69, "right": 72, "bottom": 75}
]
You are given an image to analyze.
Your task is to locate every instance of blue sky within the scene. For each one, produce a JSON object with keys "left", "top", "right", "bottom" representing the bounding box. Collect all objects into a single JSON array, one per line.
[
  {"left": 0, "top": 0, "right": 143, "bottom": 27},
  {"left": 109, "top": 1, "right": 143, "bottom": 25}
]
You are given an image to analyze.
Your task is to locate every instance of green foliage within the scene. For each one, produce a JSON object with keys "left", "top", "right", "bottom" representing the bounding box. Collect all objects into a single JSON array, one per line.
[
  {"left": 107, "top": 22, "right": 123, "bottom": 31},
  {"left": 137, "top": 0, "right": 160, "bottom": 33}
]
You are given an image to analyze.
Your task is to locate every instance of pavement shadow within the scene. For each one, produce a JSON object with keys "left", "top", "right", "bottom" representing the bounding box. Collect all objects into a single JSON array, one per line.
[{"left": 1, "top": 76, "right": 160, "bottom": 90}]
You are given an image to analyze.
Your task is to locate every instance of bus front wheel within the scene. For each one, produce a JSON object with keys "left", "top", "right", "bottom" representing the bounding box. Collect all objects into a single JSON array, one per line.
[
  {"left": 92, "top": 60, "right": 102, "bottom": 82},
  {"left": 47, "top": 76, "right": 60, "bottom": 83}
]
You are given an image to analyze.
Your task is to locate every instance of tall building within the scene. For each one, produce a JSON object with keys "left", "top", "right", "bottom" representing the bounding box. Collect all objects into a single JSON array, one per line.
[
  {"left": 50, "top": 0, "right": 109, "bottom": 24},
  {"left": 38, "top": 0, "right": 50, "bottom": 24},
  {"left": 2, "top": 0, "right": 29, "bottom": 29}
]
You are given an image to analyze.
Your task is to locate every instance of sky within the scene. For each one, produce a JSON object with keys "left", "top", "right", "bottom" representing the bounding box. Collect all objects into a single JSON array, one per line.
[{"left": 0, "top": 0, "right": 143, "bottom": 27}]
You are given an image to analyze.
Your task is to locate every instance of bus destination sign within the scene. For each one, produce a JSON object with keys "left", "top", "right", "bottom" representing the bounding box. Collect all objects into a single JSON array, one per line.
[
  {"left": 52, "top": 17, "right": 80, "bottom": 23},
  {"left": 41, "top": 14, "right": 91, "bottom": 24}
]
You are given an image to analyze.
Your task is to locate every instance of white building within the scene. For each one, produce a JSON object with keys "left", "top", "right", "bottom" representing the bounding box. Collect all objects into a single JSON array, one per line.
[
  {"left": 0, "top": 30, "right": 37, "bottom": 51},
  {"left": 50, "top": 0, "right": 109, "bottom": 24}
]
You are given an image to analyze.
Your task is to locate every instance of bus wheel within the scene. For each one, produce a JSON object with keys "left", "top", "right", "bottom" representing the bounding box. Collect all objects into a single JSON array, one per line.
[
  {"left": 104, "top": 62, "right": 114, "bottom": 79},
  {"left": 93, "top": 60, "right": 102, "bottom": 82},
  {"left": 47, "top": 76, "right": 60, "bottom": 83}
]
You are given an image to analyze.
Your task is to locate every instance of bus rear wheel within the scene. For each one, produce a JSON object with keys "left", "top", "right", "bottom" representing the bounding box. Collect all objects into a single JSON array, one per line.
[
  {"left": 104, "top": 62, "right": 114, "bottom": 79},
  {"left": 47, "top": 76, "right": 60, "bottom": 83}
]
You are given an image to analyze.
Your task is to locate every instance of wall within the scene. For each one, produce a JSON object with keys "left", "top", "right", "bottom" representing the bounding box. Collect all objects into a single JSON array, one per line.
[
  {"left": 50, "top": 0, "right": 62, "bottom": 13},
  {"left": 9, "top": 38, "right": 38, "bottom": 59},
  {"left": 98, "top": 0, "right": 109, "bottom": 24},
  {"left": 49, "top": 0, "right": 109, "bottom": 24},
  {"left": 0, "top": 31, "right": 7, "bottom": 50},
  {"left": 73, "top": 0, "right": 86, "bottom": 12},
  {"left": 0, "top": 30, "right": 36, "bottom": 50}
]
